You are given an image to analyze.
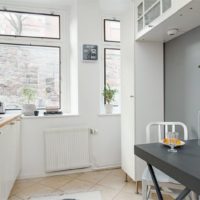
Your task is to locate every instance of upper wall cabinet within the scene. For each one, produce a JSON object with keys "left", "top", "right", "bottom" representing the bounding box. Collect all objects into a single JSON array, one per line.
[
  {"left": 136, "top": 0, "right": 171, "bottom": 33},
  {"left": 135, "top": 0, "right": 196, "bottom": 42}
]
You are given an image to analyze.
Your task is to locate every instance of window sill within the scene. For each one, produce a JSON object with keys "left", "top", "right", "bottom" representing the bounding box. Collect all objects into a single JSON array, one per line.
[
  {"left": 21, "top": 113, "right": 80, "bottom": 119},
  {"left": 98, "top": 113, "right": 121, "bottom": 117}
]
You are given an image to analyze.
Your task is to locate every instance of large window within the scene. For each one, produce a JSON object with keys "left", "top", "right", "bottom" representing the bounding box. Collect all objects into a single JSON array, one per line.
[
  {"left": 0, "top": 10, "right": 63, "bottom": 110},
  {"left": 103, "top": 19, "right": 121, "bottom": 108},
  {"left": 0, "top": 10, "right": 60, "bottom": 38},
  {"left": 0, "top": 44, "right": 60, "bottom": 109}
]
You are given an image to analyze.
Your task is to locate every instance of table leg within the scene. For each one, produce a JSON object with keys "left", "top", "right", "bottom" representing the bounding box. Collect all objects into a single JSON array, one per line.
[
  {"left": 147, "top": 163, "right": 163, "bottom": 200},
  {"left": 176, "top": 188, "right": 191, "bottom": 200}
]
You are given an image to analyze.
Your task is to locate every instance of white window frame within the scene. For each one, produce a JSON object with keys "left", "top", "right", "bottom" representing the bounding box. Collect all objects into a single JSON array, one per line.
[{"left": 0, "top": 5, "right": 71, "bottom": 113}]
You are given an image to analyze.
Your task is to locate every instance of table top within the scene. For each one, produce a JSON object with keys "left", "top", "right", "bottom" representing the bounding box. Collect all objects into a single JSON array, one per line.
[{"left": 135, "top": 139, "right": 200, "bottom": 194}]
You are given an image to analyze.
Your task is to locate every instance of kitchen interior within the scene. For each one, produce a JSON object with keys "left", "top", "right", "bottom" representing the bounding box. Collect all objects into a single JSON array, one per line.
[{"left": 1, "top": 0, "right": 200, "bottom": 199}]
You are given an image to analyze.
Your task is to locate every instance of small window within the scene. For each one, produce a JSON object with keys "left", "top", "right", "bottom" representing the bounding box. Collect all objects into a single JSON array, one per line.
[
  {"left": 104, "top": 48, "right": 121, "bottom": 106},
  {"left": 104, "top": 19, "right": 120, "bottom": 42},
  {"left": 0, "top": 10, "right": 60, "bottom": 38},
  {"left": 0, "top": 43, "right": 60, "bottom": 110}
]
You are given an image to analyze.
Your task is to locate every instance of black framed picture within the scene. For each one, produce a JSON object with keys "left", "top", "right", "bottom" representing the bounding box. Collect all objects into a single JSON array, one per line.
[{"left": 82, "top": 44, "right": 98, "bottom": 61}]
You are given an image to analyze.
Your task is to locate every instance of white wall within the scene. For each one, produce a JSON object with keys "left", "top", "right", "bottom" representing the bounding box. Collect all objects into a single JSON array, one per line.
[
  {"left": 20, "top": 0, "right": 121, "bottom": 179},
  {"left": 165, "top": 26, "right": 200, "bottom": 139}
]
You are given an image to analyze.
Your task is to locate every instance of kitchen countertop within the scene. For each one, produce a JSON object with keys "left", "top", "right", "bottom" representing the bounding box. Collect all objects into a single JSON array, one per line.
[{"left": 0, "top": 114, "right": 21, "bottom": 128}]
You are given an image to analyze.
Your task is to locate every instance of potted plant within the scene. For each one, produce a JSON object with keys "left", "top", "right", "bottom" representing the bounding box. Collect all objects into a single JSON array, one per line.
[
  {"left": 22, "top": 87, "right": 37, "bottom": 116},
  {"left": 102, "top": 84, "right": 117, "bottom": 114}
]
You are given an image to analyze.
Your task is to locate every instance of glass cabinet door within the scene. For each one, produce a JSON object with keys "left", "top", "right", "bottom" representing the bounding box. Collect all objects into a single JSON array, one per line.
[
  {"left": 145, "top": 2, "right": 160, "bottom": 25},
  {"left": 136, "top": 0, "right": 172, "bottom": 33},
  {"left": 138, "top": 18, "right": 143, "bottom": 32},
  {"left": 137, "top": 2, "right": 143, "bottom": 32},
  {"left": 137, "top": 2, "right": 143, "bottom": 18},
  {"left": 144, "top": 0, "right": 158, "bottom": 11},
  {"left": 162, "top": 0, "right": 171, "bottom": 12}
]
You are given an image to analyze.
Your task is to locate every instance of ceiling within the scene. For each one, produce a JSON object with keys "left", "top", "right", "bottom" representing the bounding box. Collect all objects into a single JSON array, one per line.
[{"left": 0, "top": 0, "right": 74, "bottom": 9}]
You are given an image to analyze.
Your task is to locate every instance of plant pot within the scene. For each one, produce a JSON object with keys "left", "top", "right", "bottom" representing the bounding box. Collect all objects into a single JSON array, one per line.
[
  {"left": 22, "top": 104, "right": 36, "bottom": 116},
  {"left": 105, "top": 104, "right": 113, "bottom": 114}
]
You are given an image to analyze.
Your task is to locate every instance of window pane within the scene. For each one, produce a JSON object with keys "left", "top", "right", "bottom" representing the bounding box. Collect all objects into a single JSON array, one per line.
[
  {"left": 104, "top": 20, "right": 120, "bottom": 42},
  {"left": 137, "top": 2, "right": 143, "bottom": 18},
  {"left": 0, "top": 11, "right": 60, "bottom": 38},
  {"left": 144, "top": 0, "right": 157, "bottom": 11},
  {"left": 162, "top": 0, "right": 171, "bottom": 12},
  {"left": 138, "top": 17, "right": 143, "bottom": 32},
  {"left": 105, "top": 49, "right": 120, "bottom": 106},
  {"left": 145, "top": 2, "right": 160, "bottom": 25},
  {"left": 0, "top": 44, "right": 60, "bottom": 109}
]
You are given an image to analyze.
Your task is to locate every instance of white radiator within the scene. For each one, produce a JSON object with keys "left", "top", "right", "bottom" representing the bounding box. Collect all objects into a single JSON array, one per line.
[{"left": 44, "top": 128, "right": 91, "bottom": 172}]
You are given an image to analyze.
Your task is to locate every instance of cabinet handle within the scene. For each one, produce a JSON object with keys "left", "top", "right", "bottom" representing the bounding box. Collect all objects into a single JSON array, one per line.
[
  {"left": 10, "top": 122, "right": 15, "bottom": 125},
  {"left": 0, "top": 132, "right": 1, "bottom": 135},
  {"left": 130, "top": 95, "right": 134, "bottom": 98}
]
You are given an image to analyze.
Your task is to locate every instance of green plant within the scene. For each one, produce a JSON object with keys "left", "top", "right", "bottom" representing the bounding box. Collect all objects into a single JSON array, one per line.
[
  {"left": 102, "top": 84, "right": 117, "bottom": 104},
  {"left": 22, "top": 87, "right": 36, "bottom": 104}
]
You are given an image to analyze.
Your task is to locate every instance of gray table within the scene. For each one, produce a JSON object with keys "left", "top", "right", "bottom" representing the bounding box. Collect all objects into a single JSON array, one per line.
[{"left": 135, "top": 139, "right": 200, "bottom": 200}]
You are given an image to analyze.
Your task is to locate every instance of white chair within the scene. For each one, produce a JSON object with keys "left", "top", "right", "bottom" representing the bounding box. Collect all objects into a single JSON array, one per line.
[{"left": 142, "top": 122, "right": 188, "bottom": 200}]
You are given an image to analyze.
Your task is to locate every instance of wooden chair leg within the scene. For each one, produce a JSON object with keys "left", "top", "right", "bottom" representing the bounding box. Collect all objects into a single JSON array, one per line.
[
  {"left": 125, "top": 173, "right": 128, "bottom": 182},
  {"left": 136, "top": 181, "right": 139, "bottom": 194},
  {"left": 124, "top": 175, "right": 140, "bottom": 195}
]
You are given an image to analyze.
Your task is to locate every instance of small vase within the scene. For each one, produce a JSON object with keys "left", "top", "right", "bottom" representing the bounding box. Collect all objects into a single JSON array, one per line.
[
  {"left": 105, "top": 104, "right": 113, "bottom": 114},
  {"left": 22, "top": 104, "right": 36, "bottom": 116}
]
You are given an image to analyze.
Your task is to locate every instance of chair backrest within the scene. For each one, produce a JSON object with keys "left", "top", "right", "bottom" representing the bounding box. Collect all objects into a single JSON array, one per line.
[{"left": 146, "top": 122, "right": 188, "bottom": 143}]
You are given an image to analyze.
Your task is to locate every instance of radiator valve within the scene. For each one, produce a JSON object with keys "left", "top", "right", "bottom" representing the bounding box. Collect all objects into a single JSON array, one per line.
[{"left": 90, "top": 129, "right": 98, "bottom": 135}]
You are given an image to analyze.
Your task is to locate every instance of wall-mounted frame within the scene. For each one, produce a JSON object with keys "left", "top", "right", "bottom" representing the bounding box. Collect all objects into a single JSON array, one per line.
[{"left": 82, "top": 44, "right": 98, "bottom": 61}]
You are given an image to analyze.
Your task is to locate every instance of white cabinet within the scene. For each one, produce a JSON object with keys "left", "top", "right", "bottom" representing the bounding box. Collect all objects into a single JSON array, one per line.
[
  {"left": 136, "top": 0, "right": 194, "bottom": 41},
  {"left": 0, "top": 119, "right": 21, "bottom": 200},
  {"left": 121, "top": 1, "right": 136, "bottom": 180},
  {"left": 137, "top": 0, "right": 172, "bottom": 33},
  {"left": 121, "top": 1, "right": 164, "bottom": 182},
  {"left": 12, "top": 120, "right": 21, "bottom": 179},
  {"left": 0, "top": 125, "right": 10, "bottom": 200}
]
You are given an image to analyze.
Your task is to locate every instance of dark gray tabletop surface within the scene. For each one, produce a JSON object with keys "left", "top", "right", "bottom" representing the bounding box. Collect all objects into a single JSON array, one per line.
[{"left": 135, "top": 139, "right": 200, "bottom": 194}]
